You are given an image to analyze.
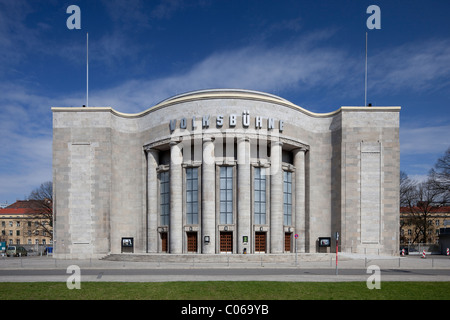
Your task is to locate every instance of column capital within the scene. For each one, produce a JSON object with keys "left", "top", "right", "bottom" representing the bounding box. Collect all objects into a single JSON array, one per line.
[
  {"left": 293, "top": 147, "right": 307, "bottom": 153},
  {"left": 202, "top": 136, "right": 215, "bottom": 143},
  {"left": 270, "top": 140, "right": 283, "bottom": 147},
  {"left": 237, "top": 136, "right": 250, "bottom": 143},
  {"left": 146, "top": 147, "right": 160, "bottom": 155}
]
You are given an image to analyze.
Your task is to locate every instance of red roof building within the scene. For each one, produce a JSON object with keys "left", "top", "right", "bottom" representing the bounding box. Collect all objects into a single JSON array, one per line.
[{"left": 0, "top": 200, "right": 53, "bottom": 247}]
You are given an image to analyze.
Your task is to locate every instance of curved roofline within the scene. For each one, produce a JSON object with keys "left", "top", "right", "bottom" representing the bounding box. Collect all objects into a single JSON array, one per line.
[
  {"left": 157, "top": 89, "right": 292, "bottom": 105},
  {"left": 52, "top": 88, "right": 400, "bottom": 118}
]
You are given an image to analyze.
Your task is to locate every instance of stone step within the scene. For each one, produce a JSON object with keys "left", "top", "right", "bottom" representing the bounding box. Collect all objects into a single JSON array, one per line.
[{"left": 101, "top": 253, "right": 339, "bottom": 263}]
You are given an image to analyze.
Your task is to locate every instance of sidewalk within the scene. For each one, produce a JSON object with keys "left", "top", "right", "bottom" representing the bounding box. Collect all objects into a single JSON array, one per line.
[
  {"left": 1, "top": 253, "right": 449, "bottom": 270},
  {"left": 0, "top": 253, "right": 449, "bottom": 282}
]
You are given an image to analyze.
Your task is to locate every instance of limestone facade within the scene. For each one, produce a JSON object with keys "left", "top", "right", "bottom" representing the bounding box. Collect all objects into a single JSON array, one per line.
[{"left": 52, "top": 89, "right": 400, "bottom": 259}]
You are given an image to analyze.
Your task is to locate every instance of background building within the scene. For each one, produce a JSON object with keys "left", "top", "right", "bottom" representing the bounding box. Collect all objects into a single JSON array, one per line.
[
  {"left": 400, "top": 205, "right": 450, "bottom": 253},
  {"left": 0, "top": 200, "right": 53, "bottom": 251},
  {"left": 52, "top": 89, "right": 400, "bottom": 259}
]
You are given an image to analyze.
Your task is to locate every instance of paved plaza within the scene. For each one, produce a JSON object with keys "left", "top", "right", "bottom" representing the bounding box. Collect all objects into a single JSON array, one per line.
[{"left": 0, "top": 253, "right": 449, "bottom": 282}]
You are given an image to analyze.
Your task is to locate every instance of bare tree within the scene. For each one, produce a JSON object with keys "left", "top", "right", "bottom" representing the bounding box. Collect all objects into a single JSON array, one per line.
[
  {"left": 429, "top": 146, "right": 450, "bottom": 205},
  {"left": 27, "top": 181, "right": 53, "bottom": 240},
  {"left": 400, "top": 171, "right": 417, "bottom": 207},
  {"left": 400, "top": 148, "right": 450, "bottom": 245},
  {"left": 401, "top": 175, "right": 444, "bottom": 244},
  {"left": 400, "top": 171, "right": 417, "bottom": 244}
]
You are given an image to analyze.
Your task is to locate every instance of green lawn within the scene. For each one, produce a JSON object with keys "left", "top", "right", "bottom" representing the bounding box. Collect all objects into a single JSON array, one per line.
[{"left": 1, "top": 281, "right": 449, "bottom": 300}]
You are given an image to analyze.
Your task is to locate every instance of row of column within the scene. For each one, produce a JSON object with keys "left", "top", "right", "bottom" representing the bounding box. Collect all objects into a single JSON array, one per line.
[{"left": 147, "top": 137, "right": 306, "bottom": 254}]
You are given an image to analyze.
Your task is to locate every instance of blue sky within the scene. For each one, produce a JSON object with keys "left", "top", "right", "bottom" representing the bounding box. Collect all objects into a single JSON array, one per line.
[{"left": 1, "top": 0, "right": 449, "bottom": 204}]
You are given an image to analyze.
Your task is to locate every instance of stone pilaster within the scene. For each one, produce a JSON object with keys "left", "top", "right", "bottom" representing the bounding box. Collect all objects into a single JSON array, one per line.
[
  {"left": 170, "top": 141, "right": 183, "bottom": 253},
  {"left": 293, "top": 148, "right": 306, "bottom": 252},
  {"left": 147, "top": 149, "right": 159, "bottom": 253},
  {"left": 202, "top": 137, "right": 216, "bottom": 253},
  {"left": 237, "top": 137, "right": 251, "bottom": 254},
  {"left": 270, "top": 140, "right": 283, "bottom": 253}
]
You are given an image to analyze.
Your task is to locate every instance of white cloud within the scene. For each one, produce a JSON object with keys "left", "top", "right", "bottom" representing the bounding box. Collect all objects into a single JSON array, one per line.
[
  {"left": 408, "top": 174, "right": 429, "bottom": 184},
  {"left": 400, "top": 125, "right": 450, "bottom": 156},
  {"left": 88, "top": 37, "right": 357, "bottom": 113},
  {"left": 369, "top": 39, "right": 450, "bottom": 94}
]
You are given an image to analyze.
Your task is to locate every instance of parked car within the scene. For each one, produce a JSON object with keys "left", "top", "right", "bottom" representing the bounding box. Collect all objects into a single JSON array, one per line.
[{"left": 6, "top": 246, "right": 28, "bottom": 257}]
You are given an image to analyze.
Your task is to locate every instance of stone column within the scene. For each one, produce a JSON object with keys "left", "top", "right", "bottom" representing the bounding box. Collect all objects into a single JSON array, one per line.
[
  {"left": 170, "top": 141, "right": 183, "bottom": 253},
  {"left": 270, "top": 140, "right": 283, "bottom": 253},
  {"left": 202, "top": 137, "right": 216, "bottom": 254},
  {"left": 237, "top": 137, "right": 251, "bottom": 254},
  {"left": 293, "top": 148, "right": 306, "bottom": 253},
  {"left": 147, "top": 149, "right": 159, "bottom": 253}
]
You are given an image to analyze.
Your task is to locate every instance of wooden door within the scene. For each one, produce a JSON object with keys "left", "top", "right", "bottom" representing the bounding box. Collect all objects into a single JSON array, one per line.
[
  {"left": 161, "top": 232, "right": 168, "bottom": 252},
  {"left": 187, "top": 232, "right": 197, "bottom": 252},
  {"left": 220, "top": 232, "right": 233, "bottom": 252},
  {"left": 255, "top": 232, "right": 266, "bottom": 253},
  {"left": 284, "top": 232, "right": 291, "bottom": 252}
]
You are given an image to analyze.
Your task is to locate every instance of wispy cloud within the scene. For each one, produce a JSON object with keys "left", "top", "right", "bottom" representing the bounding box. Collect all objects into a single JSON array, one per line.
[
  {"left": 400, "top": 124, "right": 450, "bottom": 155},
  {"left": 88, "top": 35, "right": 358, "bottom": 113},
  {"left": 369, "top": 38, "right": 450, "bottom": 94}
]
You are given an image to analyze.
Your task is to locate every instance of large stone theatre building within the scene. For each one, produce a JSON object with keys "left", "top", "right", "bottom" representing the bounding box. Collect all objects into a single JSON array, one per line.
[{"left": 52, "top": 89, "right": 400, "bottom": 259}]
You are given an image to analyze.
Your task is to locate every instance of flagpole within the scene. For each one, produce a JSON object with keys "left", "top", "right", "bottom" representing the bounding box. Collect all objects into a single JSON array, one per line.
[
  {"left": 364, "top": 32, "right": 367, "bottom": 107},
  {"left": 86, "top": 32, "right": 89, "bottom": 108}
]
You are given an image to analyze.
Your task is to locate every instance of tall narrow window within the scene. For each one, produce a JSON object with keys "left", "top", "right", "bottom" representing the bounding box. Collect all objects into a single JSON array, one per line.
[
  {"left": 160, "top": 171, "right": 170, "bottom": 226},
  {"left": 186, "top": 167, "right": 199, "bottom": 224},
  {"left": 220, "top": 166, "right": 233, "bottom": 224},
  {"left": 283, "top": 170, "right": 292, "bottom": 225},
  {"left": 254, "top": 167, "right": 266, "bottom": 224}
]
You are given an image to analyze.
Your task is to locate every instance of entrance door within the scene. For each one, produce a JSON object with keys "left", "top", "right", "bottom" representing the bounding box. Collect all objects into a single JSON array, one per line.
[
  {"left": 160, "top": 232, "right": 168, "bottom": 252},
  {"left": 255, "top": 232, "right": 266, "bottom": 253},
  {"left": 220, "top": 232, "right": 233, "bottom": 253},
  {"left": 187, "top": 232, "right": 197, "bottom": 253},
  {"left": 284, "top": 232, "right": 292, "bottom": 252}
]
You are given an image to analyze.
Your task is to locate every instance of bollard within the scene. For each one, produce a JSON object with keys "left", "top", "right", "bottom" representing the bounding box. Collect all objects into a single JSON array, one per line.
[
  {"left": 421, "top": 250, "right": 426, "bottom": 259},
  {"left": 447, "top": 248, "right": 449, "bottom": 256},
  {"left": 401, "top": 248, "right": 405, "bottom": 256}
]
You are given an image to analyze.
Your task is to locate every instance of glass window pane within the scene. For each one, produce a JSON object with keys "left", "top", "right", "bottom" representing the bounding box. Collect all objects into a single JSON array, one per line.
[
  {"left": 193, "top": 202, "right": 198, "bottom": 215},
  {"left": 220, "top": 178, "right": 226, "bottom": 189},
  {"left": 186, "top": 168, "right": 192, "bottom": 179},
  {"left": 261, "top": 202, "right": 266, "bottom": 214},
  {"left": 227, "top": 202, "right": 233, "bottom": 213},
  {"left": 227, "top": 178, "right": 232, "bottom": 189},
  {"left": 193, "top": 178, "right": 198, "bottom": 191}
]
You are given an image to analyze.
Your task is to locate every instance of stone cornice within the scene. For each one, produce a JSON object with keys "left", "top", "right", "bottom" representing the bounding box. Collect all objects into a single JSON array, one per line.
[{"left": 51, "top": 89, "right": 401, "bottom": 119}]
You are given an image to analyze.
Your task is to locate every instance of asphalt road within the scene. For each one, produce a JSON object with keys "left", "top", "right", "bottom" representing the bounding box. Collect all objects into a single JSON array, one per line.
[
  {"left": 1, "top": 254, "right": 449, "bottom": 282},
  {"left": 1, "top": 266, "right": 449, "bottom": 282}
]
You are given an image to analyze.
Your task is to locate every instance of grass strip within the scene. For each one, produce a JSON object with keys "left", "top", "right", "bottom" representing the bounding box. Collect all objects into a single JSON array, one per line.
[{"left": 0, "top": 281, "right": 449, "bottom": 300}]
